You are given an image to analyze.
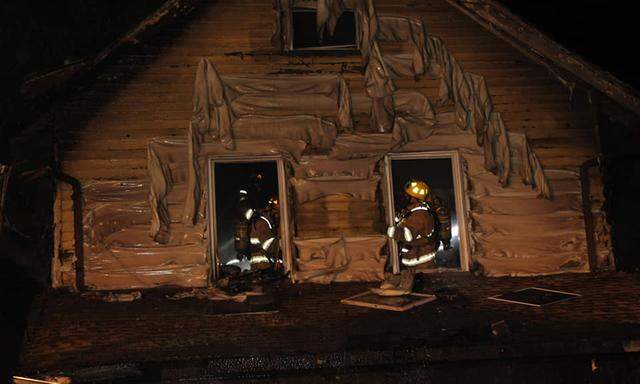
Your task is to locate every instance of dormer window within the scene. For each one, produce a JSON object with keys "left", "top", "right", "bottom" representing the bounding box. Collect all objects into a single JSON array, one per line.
[
  {"left": 292, "top": 8, "right": 358, "bottom": 52},
  {"left": 273, "top": 0, "right": 359, "bottom": 53}
]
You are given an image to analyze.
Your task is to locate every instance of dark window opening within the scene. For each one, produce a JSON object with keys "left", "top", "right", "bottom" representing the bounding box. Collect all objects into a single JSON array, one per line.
[{"left": 292, "top": 9, "right": 357, "bottom": 51}]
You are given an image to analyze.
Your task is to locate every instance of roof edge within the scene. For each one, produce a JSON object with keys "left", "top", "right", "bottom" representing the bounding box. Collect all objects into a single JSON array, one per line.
[{"left": 446, "top": 0, "right": 640, "bottom": 117}]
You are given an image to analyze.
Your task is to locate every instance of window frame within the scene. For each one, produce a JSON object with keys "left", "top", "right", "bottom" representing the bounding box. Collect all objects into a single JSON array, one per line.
[
  {"left": 206, "top": 155, "right": 293, "bottom": 281},
  {"left": 287, "top": 7, "right": 360, "bottom": 53},
  {"left": 382, "top": 150, "right": 471, "bottom": 274}
]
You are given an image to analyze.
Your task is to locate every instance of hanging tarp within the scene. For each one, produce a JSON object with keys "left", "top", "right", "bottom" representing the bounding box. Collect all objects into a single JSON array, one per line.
[
  {"left": 291, "top": 175, "right": 380, "bottom": 204},
  {"left": 190, "top": 58, "right": 351, "bottom": 151},
  {"left": 80, "top": 180, "right": 209, "bottom": 290},
  {"left": 293, "top": 236, "right": 387, "bottom": 283},
  {"left": 294, "top": 156, "right": 379, "bottom": 179}
]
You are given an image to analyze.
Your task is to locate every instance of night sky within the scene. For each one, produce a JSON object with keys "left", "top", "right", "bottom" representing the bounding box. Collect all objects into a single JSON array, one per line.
[{"left": 498, "top": 0, "right": 640, "bottom": 90}]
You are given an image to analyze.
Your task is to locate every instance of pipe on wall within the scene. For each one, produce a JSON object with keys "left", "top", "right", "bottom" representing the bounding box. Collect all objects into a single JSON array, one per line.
[{"left": 579, "top": 157, "right": 599, "bottom": 272}]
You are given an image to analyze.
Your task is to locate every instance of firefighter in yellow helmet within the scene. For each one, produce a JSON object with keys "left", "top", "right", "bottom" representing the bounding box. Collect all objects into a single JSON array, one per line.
[
  {"left": 376, "top": 179, "right": 452, "bottom": 295},
  {"left": 387, "top": 179, "right": 452, "bottom": 269}
]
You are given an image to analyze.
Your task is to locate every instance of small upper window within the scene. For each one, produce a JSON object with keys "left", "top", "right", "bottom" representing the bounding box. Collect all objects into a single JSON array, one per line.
[{"left": 291, "top": 9, "right": 358, "bottom": 52}]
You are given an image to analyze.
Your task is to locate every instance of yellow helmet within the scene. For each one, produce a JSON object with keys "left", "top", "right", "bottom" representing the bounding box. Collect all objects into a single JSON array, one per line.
[{"left": 404, "top": 180, "right": 430, "bottom": 201}]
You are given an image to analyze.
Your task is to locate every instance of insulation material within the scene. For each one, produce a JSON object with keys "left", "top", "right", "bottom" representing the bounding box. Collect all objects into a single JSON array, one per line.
[
  {"left": 426, "top": 36, "right": 516, "bottom": 187},
  {"left": 353, "top": 0, "right": 396, "bottom": 133},
  {"left": 295, "top": 194, "right": 381, "bottom": 238},
  {"left": 393, "top": 90, "right": 437, "bottom": 142},
  {"left": 471, "top": 211, "right": 590, "bottom": 276},
  {"left": 223, "top": 75, "right": 353, "bottom": 129},
  {"left": 350, "top": 90, "right": 436, "bottom": 142},
  {"left": 329, "top": 133, "right": 398, "bottom": 159},
  {"left": 471, "top": 211, "right": 586, "bottom": 240},
  {"left": 470, "top": 194, "right": 582, "bottom": 215},
  {"left": 509, "top": 132, "right": 552, "bottom": 198},
  {"left": 86, "top": 242, "right": 206, "bottom": 272},
  {"left": 475, "top": 232, "right": 587, "bottom": 259},
  {"left": 473, "top": 253, "right": 586, "bottom": 277},
  {"left": 81, "top": 180, "right": 209, "bottom": 290},
  {"left": 194, "top": 59, "right": 353, "bottom": 141},
  {"left": 291, "top": 175, "right": 380, "bottom": 204},
  {"left": 377, "top": 16, "right": 428, "bottom": 77},
  {"left": 233, "top": 115, "right": 337, "bottom": 150},
  {"left": 293, "top": 236, "right": 387, "bottom": 283},
  {"left": 294, "top": 156, "right": 379, "bottom": 179},
  {"left": 354, "top": 0, "right": 378, "bottom": 59},
  {"left": 316, "top": 0, "right": 345, "bottom": 39},
  {"left": 84, "top": 265, "right": 209, "bottom": 291},
  {"left": 467, "top": 155, "right": 590, "bottom": 275},
  {"left": 84, "top": 180, "right": 150, "bottom": 203}
]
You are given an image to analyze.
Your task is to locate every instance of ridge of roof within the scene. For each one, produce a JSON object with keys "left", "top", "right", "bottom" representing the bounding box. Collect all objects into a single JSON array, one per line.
[{"left": 446, "top": 0, "right": 640, "bottom": 117}]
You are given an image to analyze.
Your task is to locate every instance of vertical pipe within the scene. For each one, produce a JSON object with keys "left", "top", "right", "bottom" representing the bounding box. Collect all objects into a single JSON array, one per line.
[{"left": 580, "top": 157, "right": 599, "bottom": 272}]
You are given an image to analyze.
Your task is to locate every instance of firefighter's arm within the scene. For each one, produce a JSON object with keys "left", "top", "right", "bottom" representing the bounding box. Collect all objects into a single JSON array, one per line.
[
  {"left": 387, "top": 215, "right": 414, "bottom": 242},
  {"left": 387, "top": 224, "right": 413, "bottom": 242}
]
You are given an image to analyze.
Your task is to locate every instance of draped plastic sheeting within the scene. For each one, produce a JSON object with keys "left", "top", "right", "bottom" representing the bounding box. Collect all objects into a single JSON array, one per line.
[
  {"left": 293, "top": 236, "right": 387, "bottom": 283},
  {"left": 291, "top": 175, "right": 380, "bottom": 204},
  {"left": 294, "top": 156, "right": 378, "bottom": 179},
  {"left": 81, "top": 180, "right": 209, "bottom": 290},
  {"left": 190, "top": 58, "right": 351, "bottom": 152}
]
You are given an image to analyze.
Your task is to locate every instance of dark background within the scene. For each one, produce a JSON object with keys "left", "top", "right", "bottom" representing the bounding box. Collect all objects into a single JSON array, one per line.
[
  {"left": 0, "top": 0, "right": 164, "bottom": 164},
  {"left": 499, "top": 0, "right": 640, "bottom": 90}
]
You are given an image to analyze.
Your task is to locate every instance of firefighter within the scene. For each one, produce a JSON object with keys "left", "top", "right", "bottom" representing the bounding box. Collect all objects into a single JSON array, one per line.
[
  {"left": 387, "top": 179, "right": 452, "bottom": 269},
  {"left": 229, "top": 193, "right": 280, "bottom": 273},
  {"left": 377, "top": 180, "right": 451, "bottom": 296},
  {"left": 244, "top": 196, "right": 280, "bottom": 270}
]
